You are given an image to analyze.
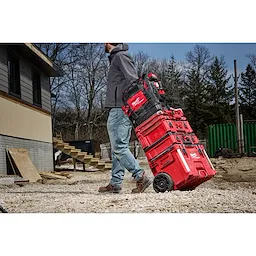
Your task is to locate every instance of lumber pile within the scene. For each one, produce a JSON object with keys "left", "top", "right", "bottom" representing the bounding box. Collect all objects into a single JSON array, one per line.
[{"left": 39, "top": 171, "right": 74, "bottom": 180}]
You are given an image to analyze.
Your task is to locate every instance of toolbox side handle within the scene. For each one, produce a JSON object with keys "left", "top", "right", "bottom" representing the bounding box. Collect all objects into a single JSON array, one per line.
[
  {"left": 149, "top": 144, "right": 176, "bottom": 163},
  {"left": 144, "top": 131, "right": 174, "bottom": 152}
]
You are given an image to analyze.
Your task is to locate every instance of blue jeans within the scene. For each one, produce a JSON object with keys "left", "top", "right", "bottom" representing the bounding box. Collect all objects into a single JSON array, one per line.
[{"left": 107, "top": 108, "right": 144, "bottom": 186}]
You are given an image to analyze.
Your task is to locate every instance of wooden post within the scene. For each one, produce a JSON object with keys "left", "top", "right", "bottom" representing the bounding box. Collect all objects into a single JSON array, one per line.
[
  {"left": 73, "top": 158, "right": 76, "bottom": 172},
  {"left": 234, "top": 60, "right": 242, "bottom": 154},
  {"left": 240, "top": 114, "right": 245, "bottom": 155}
]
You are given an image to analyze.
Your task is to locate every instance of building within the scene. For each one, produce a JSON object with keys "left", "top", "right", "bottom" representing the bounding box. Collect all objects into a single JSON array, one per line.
[{"left": 0, "top": 44, "right": 61, "bottom": 175}]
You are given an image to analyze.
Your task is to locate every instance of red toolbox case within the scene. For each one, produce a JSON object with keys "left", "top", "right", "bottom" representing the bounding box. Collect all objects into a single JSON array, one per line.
[
  {"left": 147, "top": 141, "right": 215, "bottom": 192},
  {"left": 135, "top": 111, "right": 216, "bottom": 192},
  {"left": 135, "top": 110, "right": 199, "bottom": 150},
  {"left": 123, "top": 78, "right": 216, "bottom": 193}
]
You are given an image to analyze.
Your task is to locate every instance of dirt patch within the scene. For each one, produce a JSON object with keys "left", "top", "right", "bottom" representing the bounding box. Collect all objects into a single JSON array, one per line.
[{"left": 211, "top": 157, "right": 256, "bottom": 182}]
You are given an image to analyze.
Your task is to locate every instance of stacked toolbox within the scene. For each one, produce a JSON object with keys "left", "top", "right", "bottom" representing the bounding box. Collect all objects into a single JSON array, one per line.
[{"left": 123, "top": 78, "right": 216, "bottom": 193}]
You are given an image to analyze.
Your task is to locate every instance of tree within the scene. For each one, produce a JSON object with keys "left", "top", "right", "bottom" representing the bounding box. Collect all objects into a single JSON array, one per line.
[
  {"left": 239, "top": 64, "right": 256, "bottom": 120},
  {"left": 164, "top": 55, "right": 184, "bottom": 108},
  {"left": 206, "top": 56, "right": 233, "bottom": 124},
  {"left": 36, "top": 43, "right": 109, "bottom": 141},
  {"left": 247, "top": 54, "right": 256, "bottom": 71},
  {"left": 76, "top": 43, "right": 109, "bottom": 139},
  {"left": 35, "top": 43, "right": 79, "bottom": 130},
  {"left": 183, "top": 45, "right": 214, "bottom": 137},
  {"left": 133, "top": 51, "right": 150, "bottom": 77}
]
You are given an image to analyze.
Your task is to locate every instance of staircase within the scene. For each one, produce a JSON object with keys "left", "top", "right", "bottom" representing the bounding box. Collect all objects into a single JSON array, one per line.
[{"left": 53, "top": 133, "right": 112, "bottom": 171}]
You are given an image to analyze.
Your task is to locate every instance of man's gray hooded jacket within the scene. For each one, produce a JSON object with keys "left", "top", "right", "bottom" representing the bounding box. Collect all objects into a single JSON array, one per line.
[{"left": 105, "top": 44, "right": 138, "bottom": 108}]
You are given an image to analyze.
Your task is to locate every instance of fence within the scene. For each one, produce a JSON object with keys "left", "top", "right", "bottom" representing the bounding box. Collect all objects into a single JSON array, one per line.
[{"left": 207, "top": 122, "right": 256, "bottom": 157}]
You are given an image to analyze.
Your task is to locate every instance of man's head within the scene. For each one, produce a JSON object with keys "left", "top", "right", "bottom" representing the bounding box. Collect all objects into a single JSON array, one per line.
[{"left": 104, "top": 43, "right": 121, "bottom": 53}]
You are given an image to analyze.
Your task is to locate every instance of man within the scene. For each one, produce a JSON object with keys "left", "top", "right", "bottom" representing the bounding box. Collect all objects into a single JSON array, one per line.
[{"left": 98, "top": 43, "right": 152, "bottom": 194}]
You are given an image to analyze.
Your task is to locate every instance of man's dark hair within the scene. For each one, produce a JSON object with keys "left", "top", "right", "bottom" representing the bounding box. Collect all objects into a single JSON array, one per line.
[{"left": 110, "top": 43, "right": 121, "bottom": 46}]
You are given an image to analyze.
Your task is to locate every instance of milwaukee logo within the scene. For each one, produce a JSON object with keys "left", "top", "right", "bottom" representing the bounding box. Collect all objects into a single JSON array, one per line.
[
  {"left": 131, "top": 97, "right": 145, "bottom": 107},
  {"left": 190, "top": 153, "right": 200, "bottom": 159}
]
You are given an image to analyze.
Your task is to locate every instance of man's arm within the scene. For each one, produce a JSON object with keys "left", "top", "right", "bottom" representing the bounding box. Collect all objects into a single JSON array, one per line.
[{"left": 117, "top": 54, "right": 138, "bottom": 85}]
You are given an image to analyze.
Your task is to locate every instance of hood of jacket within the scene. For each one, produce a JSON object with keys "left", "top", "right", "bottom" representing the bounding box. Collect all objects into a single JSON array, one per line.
[{"left": 108, "top": 43, "right": 129, "bottom": 62}]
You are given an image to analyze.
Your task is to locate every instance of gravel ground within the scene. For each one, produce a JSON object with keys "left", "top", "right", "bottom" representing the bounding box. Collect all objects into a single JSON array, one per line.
[{"left": 1, "top": 160, "right": 256, "bottom": 213}]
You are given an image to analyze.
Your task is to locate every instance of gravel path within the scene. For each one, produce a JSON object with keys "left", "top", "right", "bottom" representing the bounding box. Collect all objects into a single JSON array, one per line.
[{"left": 1, "top": 166, "right": 256, "bottom": 213}]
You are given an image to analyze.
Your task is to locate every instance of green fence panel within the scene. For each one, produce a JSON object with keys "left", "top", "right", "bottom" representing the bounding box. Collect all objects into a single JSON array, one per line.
[{"left": 207, "top": 122, "right": 256, "bottom": 157}]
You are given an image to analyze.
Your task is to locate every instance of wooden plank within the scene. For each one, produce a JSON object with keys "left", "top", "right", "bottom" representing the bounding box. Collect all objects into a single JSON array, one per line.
[
  {"left": 8, "top": 148, "right": 42, "bottom": 182},
  {"left": 39, "top": 172, "right": 67, "bottom": 180},
  {"left": 6, "top": 149, "right": 18, "bottom": 176},
  {"left": 52, "top": 172, "right": 73, "bottom": 179}
]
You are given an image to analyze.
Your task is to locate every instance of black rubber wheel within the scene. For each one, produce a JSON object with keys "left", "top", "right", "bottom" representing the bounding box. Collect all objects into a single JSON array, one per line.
[{"left": 153, "top": 173, "right": 174, "bottom": 193}]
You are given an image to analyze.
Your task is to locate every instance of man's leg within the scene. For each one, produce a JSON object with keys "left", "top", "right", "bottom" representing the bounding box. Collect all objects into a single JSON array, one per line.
[
  {"left": 109, "top": 108, "right": 152, "bottom": 193},
  {"left": 99, "top": 108, "right": 151, "bottom": 193},
  {"left": 98, "top": 108, "right": 125, "bottom": 193},
  {"left": 98, "top": 150, "right": 124, "bottom": 193},
  {"left": 110, "top": 151, "right": 125, "bottom": 186},
  {"left": 109, "top": 108, "right": 144, "bottom": 178}
]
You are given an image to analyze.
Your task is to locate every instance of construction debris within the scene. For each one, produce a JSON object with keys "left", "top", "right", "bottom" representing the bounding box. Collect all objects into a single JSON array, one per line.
[
  {"left": 55, "top": 164, "right": 101, "bottom": 172},
  {"left": 7, "top": 148, "right": 42, "bottom": 183},
  {"left": 83, "top": 166, "right": 100, "bottom": 172},
  {"left": 13, "top": 176, "right": 29, "bottom": 185},
  {"left": 0, "top": 175, "right": 29, "bottom": 186},
  {"left": 51, "top": 171, "right": 73, "bottom": 179},
  {"left": 0, "top": 176, "right": 14, "bottom": 185},
  {"left": 39, "top": 172, "right": 67, "bottom": 180}
]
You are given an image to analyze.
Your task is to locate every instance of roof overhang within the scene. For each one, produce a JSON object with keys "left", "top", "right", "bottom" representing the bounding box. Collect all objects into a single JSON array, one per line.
[{"left": 6, "top": 43, "right": 63, "bottom": 77}]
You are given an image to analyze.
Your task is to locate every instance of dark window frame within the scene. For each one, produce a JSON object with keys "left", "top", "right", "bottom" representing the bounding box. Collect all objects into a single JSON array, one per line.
[
  {"left": 32, "top": 68, "right": 42, "bottom": 107},
  {"left": 7, "top": 49, "right": 21, "bottom": 98}
]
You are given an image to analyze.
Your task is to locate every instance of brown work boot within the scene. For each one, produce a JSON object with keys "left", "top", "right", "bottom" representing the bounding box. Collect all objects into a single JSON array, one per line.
[
  {"left": 132, "top": 174, "right": 152, "bottom": 193},
  {"left": 98, "top": 184, "right": 121, "bottom": 194}
]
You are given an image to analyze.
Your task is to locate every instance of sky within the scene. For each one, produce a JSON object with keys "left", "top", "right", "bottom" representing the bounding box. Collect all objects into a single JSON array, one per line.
[{"left": 128, "top": 43, "right": 256, "bottom": 75}]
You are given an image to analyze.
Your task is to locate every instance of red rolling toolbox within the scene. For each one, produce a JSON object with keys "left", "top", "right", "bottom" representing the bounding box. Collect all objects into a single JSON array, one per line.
[
  {"left": 135, "top": 111, "right": 216, "bottom": 192},
  {"left": 135, "top": 110, "right": 199, "bottom": 150},
  {"left": 122, "top": 75, "right": 216, "bottom": 193}
]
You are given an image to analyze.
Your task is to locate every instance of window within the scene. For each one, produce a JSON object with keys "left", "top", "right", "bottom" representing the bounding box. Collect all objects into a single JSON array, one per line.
[
  {"left": 8, "top": 51, "right": 21, "bottom": 97},
  {"left": 32, "top": 71, "right": 42, "bottom": 106}
]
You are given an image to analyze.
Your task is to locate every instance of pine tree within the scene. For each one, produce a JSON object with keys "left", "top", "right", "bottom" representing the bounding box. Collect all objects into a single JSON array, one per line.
[
  {"left": 164, "top": 55, "right": 184, "bottom": 108},
  {"left": 239, "top": 64, "right": 256, "bottom": 120},
  {"left": 183, "top": 45, "right": 213, "bottom": 138},
  {"left": 206, "top": 56, "right": 233, "bottom": 124}
]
